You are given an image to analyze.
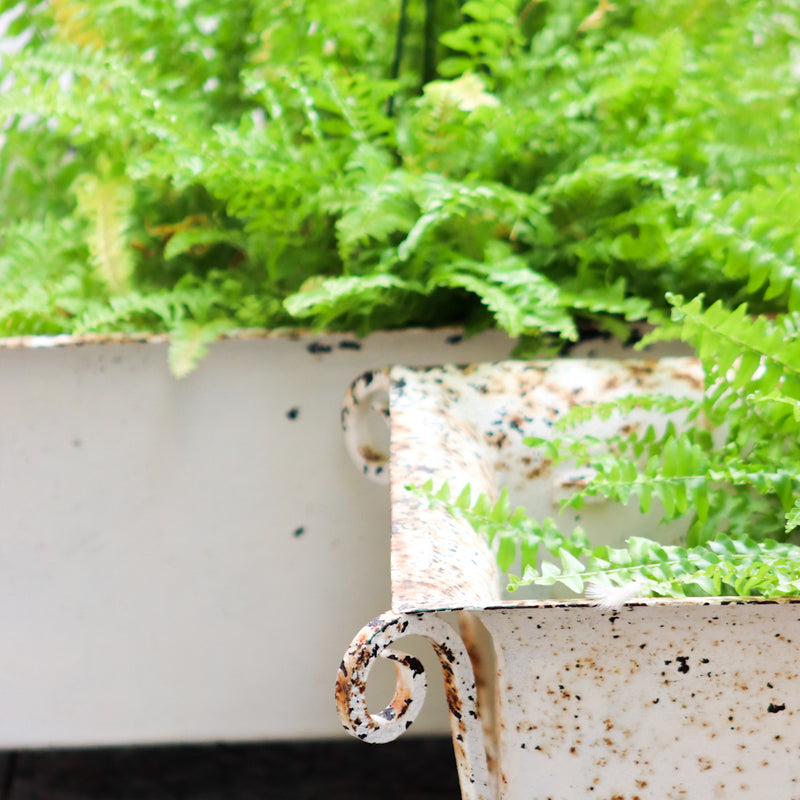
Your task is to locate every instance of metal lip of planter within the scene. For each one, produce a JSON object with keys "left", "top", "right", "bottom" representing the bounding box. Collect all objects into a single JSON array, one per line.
[{"left": 337, "top": 357, "right": 800, "bottom": 800}]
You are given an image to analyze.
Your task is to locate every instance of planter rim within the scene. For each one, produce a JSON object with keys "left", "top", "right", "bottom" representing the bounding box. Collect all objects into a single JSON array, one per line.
[
  {"left": 0, "top": 324, "right": 481, "bottom": 350},
  {"left": 393, "top": 595, "right": 800, "bottom": 614}
]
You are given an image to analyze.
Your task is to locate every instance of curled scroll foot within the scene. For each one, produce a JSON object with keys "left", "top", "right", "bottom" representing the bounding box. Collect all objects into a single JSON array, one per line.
[{"left": 336, "top": 611, "right": 493, "bottom": 799}]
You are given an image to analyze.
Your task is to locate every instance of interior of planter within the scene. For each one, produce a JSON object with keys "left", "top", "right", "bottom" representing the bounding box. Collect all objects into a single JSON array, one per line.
[{"left": 387, "top": 357, "right": 705, "bottom": 609}]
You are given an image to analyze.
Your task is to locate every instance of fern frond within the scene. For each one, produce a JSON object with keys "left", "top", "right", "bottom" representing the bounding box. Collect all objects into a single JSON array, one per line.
[
  {"left": 787, "top": 499, "right": 800, "bottom": 535},
  {"left": 429, "top": 254, "right": 577, "bottom": 340},
  {"left": 542, "top": 393, "right": 697, "bottom": 432},
  {"left": 72, "top": 173, "right": 135, "bottom": 294},
  {"left": 163, "top": 227, "right": 246, "bottom": 261},
  {"left": 283, "top": 273, "right": 425, "bottom": 330},
  {"left": 49, "top": 0, "right": 103, "bottom": 49},
  {"left": 666, "top": 295, "right": 800, "bottom": 421},
  {"left": 417, "top": 480, "right": 800, "bottom": 600},
  {"left": 167, "top": 319, "right": 231, "bottom": 379}
]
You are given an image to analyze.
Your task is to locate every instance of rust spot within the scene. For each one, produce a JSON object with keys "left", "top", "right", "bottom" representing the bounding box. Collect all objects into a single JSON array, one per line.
[
  {"left": 526, "top": 458, "right": 553, "bottom": 480},
  {"left": 627, "top": 361, "right": 656, "bottom": 376},
  {"left": 358, "top": 444, "right": 386, "bottom": 463}
]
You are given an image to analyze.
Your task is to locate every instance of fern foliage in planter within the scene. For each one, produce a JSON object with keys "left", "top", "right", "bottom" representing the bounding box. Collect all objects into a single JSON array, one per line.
[
  {"left": 417, "top": 296, "right": 800, "bottom": 601},
  {"left": 0, "top": 0, "right": 798, "bottom": 374}
]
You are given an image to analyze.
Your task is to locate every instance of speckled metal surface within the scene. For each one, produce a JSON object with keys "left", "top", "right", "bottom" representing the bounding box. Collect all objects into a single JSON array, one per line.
[
  {"left": 475, "top": 598, "right": 800, "bottom": 799},
  {"left": 337, "top": 357, "right": 800, "bottom": 799}
]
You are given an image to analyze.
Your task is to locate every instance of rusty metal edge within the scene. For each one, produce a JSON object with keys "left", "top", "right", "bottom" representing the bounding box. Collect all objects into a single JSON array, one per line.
[{"left": 392, "top": 596, "right": 800, "bottom": 614}]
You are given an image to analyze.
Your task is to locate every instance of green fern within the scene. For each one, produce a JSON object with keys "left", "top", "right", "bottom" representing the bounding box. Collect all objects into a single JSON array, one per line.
[
  {"left": 2, "top": 0, "right": 800, "bottom": 375},
  {"left": 415, "top": 480, "right": 800, "bottom": 600}
]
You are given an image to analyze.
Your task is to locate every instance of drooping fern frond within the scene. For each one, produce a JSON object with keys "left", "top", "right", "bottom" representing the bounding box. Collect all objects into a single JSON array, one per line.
[
  {"left": 414, "top": 480, "right": 800, "bottom": 600},
  {"left": 167, "top": 319, "right": 233, "bottom": 380},
  {"left": 428, "top": 251, "right": 578, "bottom": 340}
]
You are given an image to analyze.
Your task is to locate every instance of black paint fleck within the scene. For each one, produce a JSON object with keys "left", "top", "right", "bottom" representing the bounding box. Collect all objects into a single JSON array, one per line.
[
  {"left": 768, "top": 703, "right": 786, "bottom": 713},
  {"left": 406, "top": 656, "right": 425, "bottom": 677},
  {"left": 307, "top": 341, "right": 332, "bottom": 355},
  {"left": 338, "top": 340, "right": 362, "bottom": 350}
]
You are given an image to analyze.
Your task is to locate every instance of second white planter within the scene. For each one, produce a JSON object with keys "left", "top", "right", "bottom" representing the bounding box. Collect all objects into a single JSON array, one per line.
[{"left": 336, "top": 358, "right": 800, "bottom": 800}]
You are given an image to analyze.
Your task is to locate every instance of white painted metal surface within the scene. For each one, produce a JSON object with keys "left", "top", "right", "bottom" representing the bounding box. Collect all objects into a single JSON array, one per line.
[
  {"left": 337, "top": 358, "right": 800, "bottom": 799},
  {"left": 0, "top": 328, "right": 515, "bottom": 747}
]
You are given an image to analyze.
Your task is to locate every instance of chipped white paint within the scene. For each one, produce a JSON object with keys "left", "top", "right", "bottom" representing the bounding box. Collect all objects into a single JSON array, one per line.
[{"left": 338, "top": 358, "right": 800, "bottom": 799}]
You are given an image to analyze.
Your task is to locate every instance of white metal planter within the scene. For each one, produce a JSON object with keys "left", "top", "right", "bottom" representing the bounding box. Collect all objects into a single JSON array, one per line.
[
  {"left": 337, "top": 358, "right": 800, "bottom": 800},
  {"left": 0, "top": 328, "right": 517, "bottom": 748}
]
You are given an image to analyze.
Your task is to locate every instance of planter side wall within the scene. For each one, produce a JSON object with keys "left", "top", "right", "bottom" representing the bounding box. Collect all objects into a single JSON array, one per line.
[{"left": 478, "top": 600, "right": 800, "bottom": 800}]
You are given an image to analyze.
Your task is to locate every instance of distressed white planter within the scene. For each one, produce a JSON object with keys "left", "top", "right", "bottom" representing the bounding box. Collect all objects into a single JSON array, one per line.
[
  {"left": 337, "top": 358, "right": 800, "bottom": 800},
  {"left": 0, "top": 328, "right": 518, "bottom": 748}
]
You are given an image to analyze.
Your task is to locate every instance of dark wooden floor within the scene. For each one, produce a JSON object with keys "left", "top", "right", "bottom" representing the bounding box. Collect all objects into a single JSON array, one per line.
[{"left": 0, "top": 739, "right": 460, "bottom": 799}]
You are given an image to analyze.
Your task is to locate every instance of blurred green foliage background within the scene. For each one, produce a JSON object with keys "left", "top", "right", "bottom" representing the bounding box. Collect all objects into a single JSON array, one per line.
[{"left": 0, "top": 0, "right": 798, "bottom": 373}]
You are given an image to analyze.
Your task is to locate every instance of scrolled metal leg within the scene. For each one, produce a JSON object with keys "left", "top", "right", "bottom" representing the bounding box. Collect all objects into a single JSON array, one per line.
[{"left": 336, "top": 611, "right": 493, "bottom": 799}]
